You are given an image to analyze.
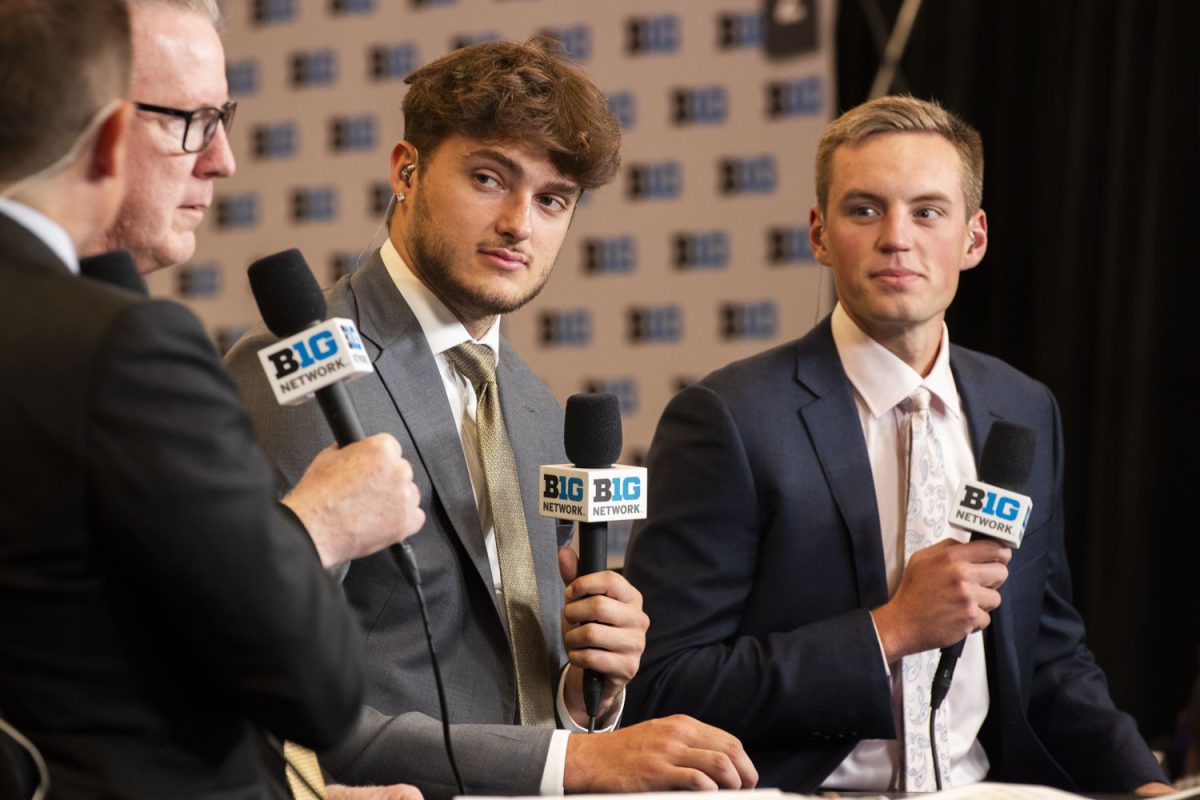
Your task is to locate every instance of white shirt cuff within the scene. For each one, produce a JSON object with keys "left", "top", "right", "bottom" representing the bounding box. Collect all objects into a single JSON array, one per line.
[
  {"left": 555, "top": 665, "right": 624, "bottom": 733},
  {"left": 867, "top": 610, "right": 894, "bottom": 677},
  {"left": 539, "top": 730, "right": 570, "bottom": 795},
  {"left": 538, "top": 667, "right": 626, "bottom": 794}
]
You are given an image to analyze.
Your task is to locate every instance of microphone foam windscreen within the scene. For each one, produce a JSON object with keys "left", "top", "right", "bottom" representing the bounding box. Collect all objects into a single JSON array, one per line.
[
  {"left": 248, "top": 249, "right": 327, "bottom": 337},
  {"left": 564, "top": 393, "right": 623, "bottom": 468},
  {"left": 978, "top": 420, "right": 1036, "bottom": 490},
  {"left": 80, "top": 250, "right": 147, "bottom": 296}
]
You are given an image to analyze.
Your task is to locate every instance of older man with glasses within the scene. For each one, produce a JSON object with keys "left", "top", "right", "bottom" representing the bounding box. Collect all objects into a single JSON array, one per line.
[
  {"left": 77, "top": 3, "right": 428, "bottom": 799},
  {"left": 89, "top": 0, "right": 237, "bottom": 274}
]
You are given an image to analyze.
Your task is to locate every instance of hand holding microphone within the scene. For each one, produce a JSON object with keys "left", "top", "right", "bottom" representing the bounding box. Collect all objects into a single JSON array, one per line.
[
  {"left": 930, "top": 420, "right": 1035, "bottom": 709},
  {"left": 871, "top": 421, "right": 1035, "bottom": 665},
  {"left": 541, "top": 394, "right": 649, "bottom": 730},
  {"left": 248, "top": 249, "right": 424, "bottom": 567}
]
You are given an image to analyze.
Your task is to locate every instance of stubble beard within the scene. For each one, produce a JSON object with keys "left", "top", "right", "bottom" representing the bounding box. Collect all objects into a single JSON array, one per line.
[{"left": 406, "top": 192, "right": 555, "bottom": 324}]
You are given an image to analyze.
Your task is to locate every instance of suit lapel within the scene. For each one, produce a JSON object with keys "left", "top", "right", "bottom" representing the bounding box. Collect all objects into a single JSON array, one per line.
[
  {"left": 795, "top": 320, "right": 890, "bottom": 609},
  {"left": 951, "top": 347, "right": 1003, "bottom": 459},
  {"left": 951, "top": 348, "right": 1025, "bottom": 707},
  {"left": 348, "top": 254, "right": 499, "bottom": 602}
]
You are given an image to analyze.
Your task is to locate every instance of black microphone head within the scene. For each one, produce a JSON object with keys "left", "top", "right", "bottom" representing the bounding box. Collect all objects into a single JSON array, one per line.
[
  {"left": 564, "top": 393, "right": 622, "bottom": 468},
  {"left": 978, "top": 420, "right": 1036, "bottom": 490},
  {"left": 80, "top": 250, "right": 147, "bottom": 296},
  {"left": 248, "top": 249, "right": 326, "bottom": 337}
]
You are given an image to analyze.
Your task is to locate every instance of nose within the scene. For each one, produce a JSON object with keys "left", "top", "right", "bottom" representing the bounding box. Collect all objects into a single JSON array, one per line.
[
  {"left": 194, "top": 120, "right": 236, "bottom": 179},
  {"left": 495, "top": 193, "right": 533, "bottom": 242},
  {"left": 877, "top": 209, "right": 912, "bottom": 253}
]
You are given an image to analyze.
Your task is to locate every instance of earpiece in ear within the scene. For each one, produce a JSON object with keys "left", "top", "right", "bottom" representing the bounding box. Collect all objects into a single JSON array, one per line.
[{"left": 399, "top": 164, "right": 415, "bottom": 185}]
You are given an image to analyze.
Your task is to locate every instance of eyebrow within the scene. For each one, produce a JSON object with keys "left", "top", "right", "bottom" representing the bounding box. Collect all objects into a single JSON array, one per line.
[
  {"left": 840, "top": 189, "right": 955, "bottom": 206},
  {"left": 465, "top": 148, "right": 582, "bottom": 198}
]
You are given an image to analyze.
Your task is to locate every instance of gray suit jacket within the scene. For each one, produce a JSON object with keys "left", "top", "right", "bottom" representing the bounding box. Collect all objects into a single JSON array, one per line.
[{"left": 226, "top": 252, "right": 572, "bottom": 799}]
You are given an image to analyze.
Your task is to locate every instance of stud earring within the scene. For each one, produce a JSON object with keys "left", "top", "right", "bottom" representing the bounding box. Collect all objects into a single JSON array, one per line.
[{"left": 395, "top": 192, "right": 405, "bottom": 203}]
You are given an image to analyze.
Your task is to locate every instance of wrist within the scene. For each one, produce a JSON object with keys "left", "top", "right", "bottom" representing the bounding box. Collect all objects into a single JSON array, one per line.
[
  {"left": 870, "top": 603, "right": 911, "bottom": 663},
  {"left": 280, "top": 496, "right": 338, "bottom": 568}
]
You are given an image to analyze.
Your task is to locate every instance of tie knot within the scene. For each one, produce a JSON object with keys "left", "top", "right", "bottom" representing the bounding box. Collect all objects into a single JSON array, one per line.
[
  {"left": 906, "top": 386, "right": 932, "bottom": 413},
  {"left": 446, "top": 342, "right": 496, "bottom": 390}
]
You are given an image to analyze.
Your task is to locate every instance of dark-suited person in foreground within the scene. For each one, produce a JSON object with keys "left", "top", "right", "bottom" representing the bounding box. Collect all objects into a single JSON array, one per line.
[
  {"left": 78, "top": 4, "right": 428, "bottom": 797},
  {"left": 623, "top": 95, "right": 1172, "bottom": 795},
  {"left": 0, "top": 1, "right": 425, "bottom": 796},
  {"left": 227, "top": 38, "right": 756, "bottom": 800}
]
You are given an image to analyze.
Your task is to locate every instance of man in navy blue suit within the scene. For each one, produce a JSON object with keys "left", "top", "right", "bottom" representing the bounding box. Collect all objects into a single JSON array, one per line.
[{"left": 624, "top": 95, "right": 1172, "bottom": 795}]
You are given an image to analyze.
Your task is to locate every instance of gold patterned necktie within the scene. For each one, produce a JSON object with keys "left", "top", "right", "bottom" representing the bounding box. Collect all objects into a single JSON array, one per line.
[
  {"left": 445, "top": 342, "right": 556, "bottom": 727},
  {"left": 899, "top": 387, "right": 952, "bottom": 791},
  {"left": 283, "top": 741, "right": 328, "bottom": 799}
]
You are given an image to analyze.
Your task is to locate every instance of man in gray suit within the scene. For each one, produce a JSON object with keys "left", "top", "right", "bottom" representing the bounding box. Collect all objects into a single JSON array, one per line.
[{"left": 227, "top": 38, "right": 757, "bottom": 799}]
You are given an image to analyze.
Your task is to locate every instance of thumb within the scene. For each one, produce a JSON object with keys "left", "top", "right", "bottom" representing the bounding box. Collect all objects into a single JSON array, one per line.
[{"left": 558, "top": 545, "right": 579, "bottom": 587}]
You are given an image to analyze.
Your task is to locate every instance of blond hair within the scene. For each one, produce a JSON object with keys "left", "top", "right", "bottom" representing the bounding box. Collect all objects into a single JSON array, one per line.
[{"left": 816, "top": 95, "right": 984, "bottom": 215}]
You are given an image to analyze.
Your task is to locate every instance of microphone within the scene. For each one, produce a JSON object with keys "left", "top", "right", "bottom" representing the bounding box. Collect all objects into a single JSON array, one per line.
[
  {"left": 930, "top": 420, "right": 1036, "bottom": 711},
  {"left": 539, "top": 394, "right": 647, "bottom": 731},
  {"left": 246, "top": 250, "right": 463, "bottom": 792},
  {"left": 248, "top": 249, "right": 373, "bottom": 447},
  {"left": 565, "top": 395, "right": 623, "bottom": 581},
  {"left": 80, "top": 249, "right": 147, "bottom": 296}
]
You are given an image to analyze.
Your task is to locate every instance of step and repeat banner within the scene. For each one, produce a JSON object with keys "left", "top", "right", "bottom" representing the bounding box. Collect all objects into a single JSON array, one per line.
[{"left": 147, "top": 0, "right": 835, "bottom": 468}]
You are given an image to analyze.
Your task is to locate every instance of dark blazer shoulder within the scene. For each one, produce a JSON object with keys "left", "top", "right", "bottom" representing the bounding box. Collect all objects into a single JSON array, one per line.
[
  {"left": 950, "top": 342, "right": 1051, "bottom": 401},
  {"left": 694, "top": 318, "right": 842, "bottom": 413}
]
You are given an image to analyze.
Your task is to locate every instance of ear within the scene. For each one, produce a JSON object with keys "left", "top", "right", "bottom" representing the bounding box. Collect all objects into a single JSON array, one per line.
[
  {"left": 808, "top": 205, "right": 833, "bottom": 266},
  {"left": 962, "top": 208, "right": 988, "bottom": 270},
  {"left": 389, "top": 140, "right": 418, "bottom": 194},
  {"left": 89, "top": 101, "right": 132, "bottom": 182}
]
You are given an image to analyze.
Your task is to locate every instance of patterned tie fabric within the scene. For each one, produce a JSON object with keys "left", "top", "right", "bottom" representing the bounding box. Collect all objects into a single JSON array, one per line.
[
  {"left": 445, "top": 343, "right": 556, "bottom": 727},
  {"left": 283, "top": 741, "right": 327, "bottom": 799},
  {"left": 899, "top": 387, "right": 952, "bottom": 791}
]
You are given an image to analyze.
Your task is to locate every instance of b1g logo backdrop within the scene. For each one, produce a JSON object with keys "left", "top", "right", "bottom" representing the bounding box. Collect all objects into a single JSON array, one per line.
[{"left": 150, "top": 0, "right": 834, "bottom": 563}]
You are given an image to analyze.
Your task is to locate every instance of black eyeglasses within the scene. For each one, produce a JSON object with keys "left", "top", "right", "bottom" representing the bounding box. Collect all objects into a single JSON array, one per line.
[{"left": 134, "top": 100, "right": 237, "bottom": 153}]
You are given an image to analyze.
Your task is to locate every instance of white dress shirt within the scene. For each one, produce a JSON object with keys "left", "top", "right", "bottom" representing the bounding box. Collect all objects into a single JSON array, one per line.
[
  {"left": 822, "top": 302, "right": 990, "bottom": 789},
  {"left": 380, "top": 239, "right": 617, "bottom": 795}
]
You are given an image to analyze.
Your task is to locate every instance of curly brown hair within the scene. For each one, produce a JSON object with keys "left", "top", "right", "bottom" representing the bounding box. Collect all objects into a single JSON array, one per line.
[{"left": 402, "top": 37, "right": 621, "bottom": 190}]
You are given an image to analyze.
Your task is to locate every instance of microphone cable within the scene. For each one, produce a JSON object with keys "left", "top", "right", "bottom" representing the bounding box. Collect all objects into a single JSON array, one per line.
[
  {"left": 0, "top": 715, "right": 48, "bottom": 800},
  {"left": 395, "top": 545, "right": 467, "bottom": 797},
  {"left": 930, "top": 706, "right": 944, "bottom": 791}
]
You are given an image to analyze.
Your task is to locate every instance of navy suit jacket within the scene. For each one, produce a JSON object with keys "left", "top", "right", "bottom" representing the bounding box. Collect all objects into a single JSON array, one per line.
[{"left": 623, "top": 316, "right": 1164, "bottom": 793}]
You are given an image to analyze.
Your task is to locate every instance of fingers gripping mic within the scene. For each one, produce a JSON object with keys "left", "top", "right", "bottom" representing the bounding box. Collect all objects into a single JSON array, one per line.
[
  {"left": 930, "top": 420, "right": 1036, "bottom": 711},
  {"left": 248, "top": 249, "right": 370, "bottom": 446},
  {"left": 563, "top": 394, "right": 622, "bottom": 729},
  {"left": 538, "top": 395, "right": 648, "bottom": 730},
  {"left": 248, "top": 249, "right": 424, "bottom": 587}
]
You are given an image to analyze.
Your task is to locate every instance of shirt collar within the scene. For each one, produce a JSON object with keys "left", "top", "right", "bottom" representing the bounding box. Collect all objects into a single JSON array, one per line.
[
  {"left": 379, "top": 237, "right": 501, "bottom": 364},
  {"left": 830, "top": 302, "right": 961, "bottom": 420},
  {"left": 0, "top": 197, "right": 79, "bottom": 274}
]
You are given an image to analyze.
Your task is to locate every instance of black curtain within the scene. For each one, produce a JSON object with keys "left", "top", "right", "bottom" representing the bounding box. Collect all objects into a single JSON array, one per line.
[{"left": 835, "top": 0, "right": 1199, "bottom": 761}]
